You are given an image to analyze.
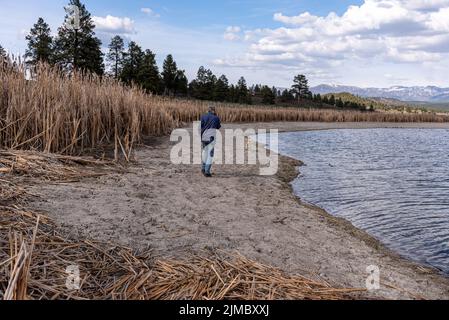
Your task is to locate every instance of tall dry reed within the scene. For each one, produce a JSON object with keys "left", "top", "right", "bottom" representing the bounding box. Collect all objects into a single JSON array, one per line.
[
  {"left": 0, "top": 63, "right": 175, "bottom": 158},
  {"left": 1, "top": 62, "right": 448, "bottom": 158}
]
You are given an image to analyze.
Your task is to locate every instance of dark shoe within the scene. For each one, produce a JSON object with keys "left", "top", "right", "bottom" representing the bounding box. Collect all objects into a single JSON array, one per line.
[{"left": 205, "top": 173, "right": 212, "bottom": 178}]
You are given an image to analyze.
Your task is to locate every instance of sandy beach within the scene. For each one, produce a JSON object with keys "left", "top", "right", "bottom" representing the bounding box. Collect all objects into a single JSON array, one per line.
[{"left": 28, "top": 122, "right": 449, "bottom": 300}]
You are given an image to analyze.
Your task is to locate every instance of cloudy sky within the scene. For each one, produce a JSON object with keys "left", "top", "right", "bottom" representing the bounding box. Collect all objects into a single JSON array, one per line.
[{"left": 1, "top": 0, "right": 449, "bottom": 88}]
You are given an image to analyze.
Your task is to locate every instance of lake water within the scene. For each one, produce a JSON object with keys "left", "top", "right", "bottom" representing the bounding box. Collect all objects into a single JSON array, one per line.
[{"left": 266, "top": 129, "right": 449, "bottom": 274}]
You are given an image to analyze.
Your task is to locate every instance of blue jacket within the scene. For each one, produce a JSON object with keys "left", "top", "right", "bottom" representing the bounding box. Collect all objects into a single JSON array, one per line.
[{"left": 201, "top": 112, "right": 221, "bottom": 142}]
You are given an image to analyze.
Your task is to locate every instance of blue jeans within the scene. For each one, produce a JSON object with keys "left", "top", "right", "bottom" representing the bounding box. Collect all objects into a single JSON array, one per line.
[{"left": 202, "top": 141, "right": 216, "bottom": 174}]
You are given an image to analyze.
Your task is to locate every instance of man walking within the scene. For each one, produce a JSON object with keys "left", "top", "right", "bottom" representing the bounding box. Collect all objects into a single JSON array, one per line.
[{"left": 201, "top": 106, "right": 221, "bottom": 177}]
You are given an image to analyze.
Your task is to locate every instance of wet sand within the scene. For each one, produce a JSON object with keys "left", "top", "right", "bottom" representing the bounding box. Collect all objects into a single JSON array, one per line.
[{"left": 29, "top": 122, "right": 449, "bottom": 300}]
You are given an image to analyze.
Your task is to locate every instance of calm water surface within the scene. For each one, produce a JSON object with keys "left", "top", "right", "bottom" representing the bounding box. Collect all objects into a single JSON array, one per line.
[{"left": 267, "top": 129, "right": 449, "bottom": 274}]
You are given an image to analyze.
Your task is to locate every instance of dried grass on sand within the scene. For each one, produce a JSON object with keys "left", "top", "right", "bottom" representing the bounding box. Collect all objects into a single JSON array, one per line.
[
  {"left": 0, "top": 208, "right": 363, "bottom": 300},
  {"left": 0, "top": 152, "right": 363, "bottom": 300}
]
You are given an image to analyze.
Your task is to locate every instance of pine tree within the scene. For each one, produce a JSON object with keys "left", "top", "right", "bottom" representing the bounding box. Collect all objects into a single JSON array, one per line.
[
  {"left": 25, "top": 17, "right": 53, "bottom": 66},
  {"left": 0, "top": 44, "right": 6, "bottom": 59},
  {"left": 329, "top": 95, "right": 336, "bottom": 106},
  {"left": 174, "top": 69, "right": 188, "bottom": 96},
  {"left": 336, "top": 98, "right": 344, "bottom": 109},
  {"left": 0, "top": 44, "right": 7, "bottom": 67},
  {"left": 107, "top": 35, "right": 125, "bottom": 79},
  {"left": 120, "top": 41, "right": 144, "bottom": 86},
  {"left": 161, "top": 54, "right": 178, "bottom": 96},
  {"left": 271, "top": 86, "right": 278, "bottom": 99},
  {"left": 261, "top": 85, "right": 276, "bottom": 105},
  {"left": 236, "top": 77, "right": 252, "bottom": 104},
  {"left": 214, "top": 75, "right": 229, "bottom": 102},
  {"left": 54, "top": 0, "right": 104, "bottom": 74},
  {"left": 137, "top": 49, "right": 161, "bottom": 94},
  {"left": 189, "top": 66, "right": 216, "bottom": 101},
  {"left": 291, "top": 74, "right": 311, "bottom": 103},
  {"left": 228, "top": 84, "right": 237, "bottom": 103},
  {"left": 280, "top": 89, "right": 294, "bottom": 103}
]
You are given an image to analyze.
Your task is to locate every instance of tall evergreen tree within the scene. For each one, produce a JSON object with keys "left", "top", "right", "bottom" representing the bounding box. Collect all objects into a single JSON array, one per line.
[
  {"left": 228, "top": 84, "right": 238, "bottom": 103},
  {"left": 161, "top": 54, "right": 178, "bottom": 96},
  {"left": 53, "top": 0, "right": 104, "bottom": 74},
  {"left": 0, "top": 44, "right": 7, "bottom": 67},
  {"left": 271, "top": 86, "right": 278, "bottom": 99},
  {"left": 291, "top": 74, "right": 311, "bottom": 102},
  {"left": 174, "top": 69, "right": 188, "bottom": 96},
  {"left": 138, "top": 49, "right": 161, "bottom": 94},
  {"left": 237, "top": 77, "right": 251, "bottom": 104},
  {"left": 214, "top": 75, "right": 229, "bottom": 102},
  {"left": 0, "top": 44, "right": 6, "bottom": 59},
  {"left": 25, "top": 18, "right": 53, "bottom": 66},
  {"left": 336, "top": 97, "right": 344, "bottom": 109},
  {"left": 189, "top": 66, "right": 217, "bottom": 101},
  {"left": 261, "top": 85, "right": 276, "bottom": 105},
  {"left": 280, "top": 89, "right": 295, "bottom": 103},
  {"left": 120, "top": 41, "right": 144, "bottom": 86},
  {"left": 107, "top": 35, "right": 125, "bottom": 79}
]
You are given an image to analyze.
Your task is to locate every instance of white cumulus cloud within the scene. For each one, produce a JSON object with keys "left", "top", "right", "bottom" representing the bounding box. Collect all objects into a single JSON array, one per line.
[
  {"left": 218, "top": 0, "right": 449, "bottom": 78},
  {"left": 141, "top": 7, "right": 160, "bottom": 18},
  {"left": 224, "top": 26, "right": 242, "bottom": 41},
  {"left": 428, "top": 7, "right": 449, "bottom": 31},
  {"left": 92, "top": 15, "right": 135, "bottom": 34}
]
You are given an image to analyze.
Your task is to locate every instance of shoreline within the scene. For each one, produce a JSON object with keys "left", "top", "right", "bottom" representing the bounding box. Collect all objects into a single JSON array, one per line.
[
  {"left": 278, "top": 154, "right": 447, "bottom": 277},
  {"left": 28, "top": 122, "right": 449, "bottom": 300},
  {"left": 253, "top": 122, "right": 449, "bottom": 277},
  {"left": 232, "top": 121, "right": 449, "bottom": 298}
]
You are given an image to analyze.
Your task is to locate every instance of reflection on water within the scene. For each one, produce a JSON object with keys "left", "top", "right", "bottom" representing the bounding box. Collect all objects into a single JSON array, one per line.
[{"left": 270, "top": 129, "right": 449, "bottom": 274}]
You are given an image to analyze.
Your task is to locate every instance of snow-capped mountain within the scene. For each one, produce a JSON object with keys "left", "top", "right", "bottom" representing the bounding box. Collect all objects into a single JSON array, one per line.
[{"left": 311, "top": 84, "right": 449, "bottom": 102}]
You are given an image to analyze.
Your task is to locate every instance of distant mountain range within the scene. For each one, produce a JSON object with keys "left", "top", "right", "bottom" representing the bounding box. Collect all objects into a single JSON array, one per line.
[{"left": 311, "top": 84, "right": 449, "bottom": 103}]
